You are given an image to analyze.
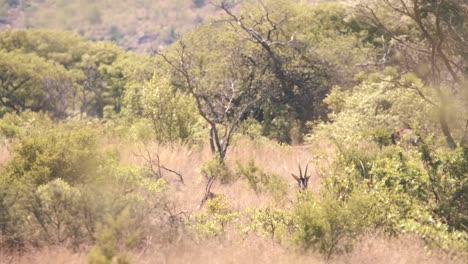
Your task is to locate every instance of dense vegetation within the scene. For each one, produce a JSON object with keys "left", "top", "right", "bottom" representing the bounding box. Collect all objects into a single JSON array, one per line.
[{"left": 0, "top": 0, "right": 466, "bottom": 263}]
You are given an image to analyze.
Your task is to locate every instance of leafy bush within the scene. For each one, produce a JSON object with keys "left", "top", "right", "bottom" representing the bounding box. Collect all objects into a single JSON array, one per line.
[
  {"left": 27, "top": 179, "right": 89, "bottom": 246},
  {"left": 2, "top": 123, "right": 104, "bottom": 185},
  {"left": 0, "top": 117, "right": 169, "bottom": 249},
  {"left": 236, "top": 160, "right": 289, "bottom": 203},
  {"left": 293, "top": 190, "right": 376, "bottom": 257},
  {"left": 125, "top": 74, "right": 201, "bottom": 143},
  {"left": 188, "top": 195, "right": 239, "bottom": 240},
  {"left": 244, "top": 206, "right": 294, "bottom": 243},
  {"left": 201, "top": 158, "right": 237, "bottom": 185},
  {"left": 0, "top": 111, "right": 53, "bottom": 139},
  {"left": 88, "top": 208, "right": 141, "bottom": 264},
  {"left": 317, "top": 135, "right": 468, "bottom": 253}
]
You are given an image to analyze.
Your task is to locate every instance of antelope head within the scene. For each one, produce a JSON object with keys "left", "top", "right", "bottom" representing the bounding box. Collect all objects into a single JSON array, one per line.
[{"left": 291, "top": 160, "right": 311, "bottom": 191}]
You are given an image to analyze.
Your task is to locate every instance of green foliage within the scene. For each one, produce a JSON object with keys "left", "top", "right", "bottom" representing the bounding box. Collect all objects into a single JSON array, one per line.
[
  {"left": 188, "top": 195, "right": 239, "bottom": 240},
  {"left": 293, "top": 190, "right": 376, "bottom": 257},
  {"left": 418, "top": 146, "right": 468, "bottom": 231},
  {"left": 2, "top": 122, "right": 103, "bottom": 185},
  {"left": 0, "top": 111, "right": 53, "bottom": 139},
  {"left": 316, "top": 133, "right": 468, "bottom": 253},
  {"left": 0, "top": 115, "right": 169, "bottom": 249},
  {"left": 0, "top": 29, "right": 150, "bottom": 118},
  {"left": 0, "top": 49, "right": 72, "bottom": 116},
  {"left": 201, "top": 158, "right": 236, "bottom": 185},
  {"left": 237, "top": 117, "right": 263, "bottom": 140},
  {"left": 0, "top": 182, "right": 26, "bottom": 247},
  {"left": 88, "top": 208, "right": 141, "bottom": 264},
  {"left": 0, "top": 0, "right": 465, "bottom": 259},
  {"left": 368, "top": 126, "right": 393, "bottom": 148},
  {"left": 27, "top": 179, "right": 90, "bottom": 245},
  {"left": 244, "top": 206, "right": 294, "bottom": 243},
  {"left": 130, "top": 74, "right": 200, "bottom": 142},
  {"left": 236, "top": 160, "right": 288, "bottom": 203},
  {"left": 308, "top": 71, "right": 437, "bottom": 145},
  {"left": 401, "top": 219, "right": 468, "bottom": 255}
]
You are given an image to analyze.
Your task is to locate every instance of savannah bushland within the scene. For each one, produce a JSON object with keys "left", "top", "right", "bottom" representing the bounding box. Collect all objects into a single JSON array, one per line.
[{"left": 0, "top": 0, "right": 467, "bottom": 263}]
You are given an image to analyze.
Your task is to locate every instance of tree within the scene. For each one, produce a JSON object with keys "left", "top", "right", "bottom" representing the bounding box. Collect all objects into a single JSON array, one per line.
[
  {"left": 75, "top": 42, "right": 123, "bottom": 118},
  {"left": 0, "top": 29, "right": 137, "bottom": 118},
  {"left": 358, "top": 0, "right": 468, "bottom": 148},
  {"left": 158, "top": 25, "right": 262, "bottom": 160},
  {"left": 0, "top": 50, "right": 73, "bottom": 116},
  {"left": 215, "top": 0, "right": 334, "bottom": 142},
  {"left": 137, "top": 74, "right": 200, "bottom": 142}
]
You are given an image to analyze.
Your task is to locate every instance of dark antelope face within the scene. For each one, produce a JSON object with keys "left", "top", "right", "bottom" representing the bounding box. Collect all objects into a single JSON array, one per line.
[{"left": 292, "top": 162, "right": 311, "bottom": 191}]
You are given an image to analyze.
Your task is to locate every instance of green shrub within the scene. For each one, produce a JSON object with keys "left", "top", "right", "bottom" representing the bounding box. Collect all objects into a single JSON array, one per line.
[
  {"left": 0, "top": 111, "right": 53, "bottom": 139},
  {"left": 125, "top": 74, "right": 201, "bottom": 143},
  {"left": 236, "top": 160, "right": 289, "bottom": 203},
  {"left": 293, "top": 190, "right": 376, "bottom": 257},
  {"left": 188, "top": 195, "right": 239, "bottom": 240},
  {"left": 27, "top": 179, "right": 94, "bottom": 246},
  {"left": 237, "top": 117, "right": 263, "bottom": 140},
  {"left": 2, "top": 124, "right": 104, "bottom": 185},
  {"left": 321, "top": 133, "right": 468, "bottom": 254},
  {"left": 244, "top": 206, "right": 294, "bottom": 243},
  {"left": 88, "top": 208, "right": 141, "bottom": 264},
  {"left": 0, "top": 182, "right": 27, "bottom": 248},
  {"left": 0, "top": 118, "right": 170, "bottom": 249},
  {"left": 201, "top": 158, "right": 237, "bottom": 184}
]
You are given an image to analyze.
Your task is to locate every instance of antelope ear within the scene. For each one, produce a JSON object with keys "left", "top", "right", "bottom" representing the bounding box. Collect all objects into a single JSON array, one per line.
[{"left": 291, "top": 174, "right": 299, "bottom": 181}]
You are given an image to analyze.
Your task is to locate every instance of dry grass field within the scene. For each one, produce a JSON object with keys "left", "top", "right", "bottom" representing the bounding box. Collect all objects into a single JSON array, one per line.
[
  {"left": 0, "top": 137, "right": 465, "bottom": 264},
  {"left": 1, "top": 227, "right": 465, "bottom": 264}
]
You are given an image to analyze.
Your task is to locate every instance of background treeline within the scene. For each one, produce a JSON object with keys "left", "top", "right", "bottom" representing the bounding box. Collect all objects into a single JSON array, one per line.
[
  {"left": 0, "top": 0, "right": 466, "bottom": 263},
  {"left": 0, "top": 0, "right": 216, "bottom": 51}
]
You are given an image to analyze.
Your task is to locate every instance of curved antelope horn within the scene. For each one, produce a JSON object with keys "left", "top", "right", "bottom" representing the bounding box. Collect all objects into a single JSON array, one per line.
[
  {"left": 304, "top": 163, "right": 309, "bottom": 179},
  {"left": 304, "top": 158, "right": 313, "bottom": 179},
  {"left": 297, "top": 157, "right": 303, "bottom": 179},
  {"left": 291, "top": 173, "right": 299, "bottom": 180}
]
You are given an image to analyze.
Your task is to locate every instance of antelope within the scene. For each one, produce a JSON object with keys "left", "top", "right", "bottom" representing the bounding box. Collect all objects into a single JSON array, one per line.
[
  {"left": 291, "top": 160, "right": 312, "bottom": 191},
  {"left": 199, "top": 176, "right": 217, "bottom": 208}
]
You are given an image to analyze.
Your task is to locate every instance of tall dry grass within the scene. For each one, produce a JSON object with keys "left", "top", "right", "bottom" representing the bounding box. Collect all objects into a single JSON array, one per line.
[
  {"left": 1, "top": 137, "right": 465, "bottom": 264},
  {"left": 2, "top": 236, "right": 464, "bottom": 264},
  {"left": 123, "top": 137, "right": 330, "bottom": 211}
]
